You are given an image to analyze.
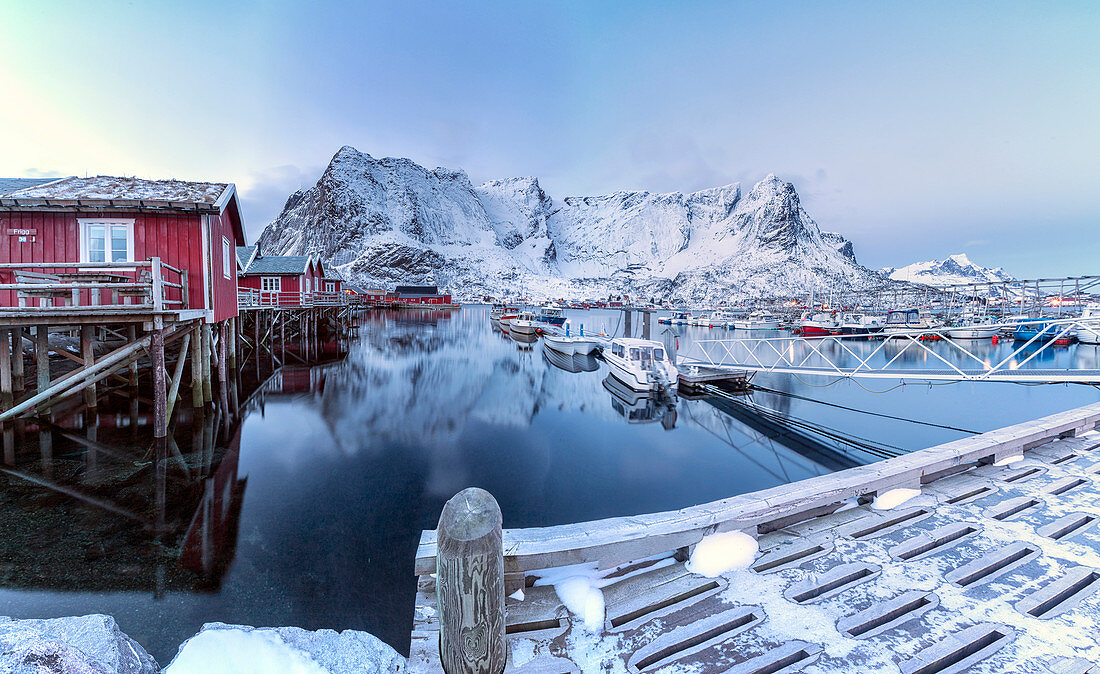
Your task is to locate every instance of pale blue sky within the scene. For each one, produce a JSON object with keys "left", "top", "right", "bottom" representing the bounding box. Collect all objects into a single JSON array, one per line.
[{"left": 1, "top": 1, "right": 1097, "bottom": 276}]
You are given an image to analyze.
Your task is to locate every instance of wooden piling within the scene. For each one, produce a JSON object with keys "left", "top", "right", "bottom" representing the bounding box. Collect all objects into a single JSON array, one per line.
[
  {"left": 127, "top": 326, "right": 139, "bottom": 391},
  {"left": 81, "top": 326, "right": 96, "bottom": 409},
  {"left": 151, "top": 328, "right": 167, "bottom": 438},
  {"left": 227, "top": 317, "right": 237, "bottom": 369},
  {"left": 35, "top": 326, "right": 50, "bottom": 415},
  {"left": 436, "top": 487, "right": 506, "bottom": 674},
  {"left": 624, "top": 309, "right": 632, "bottom": 338},
  {"left": 201, "top": 323, "right": 213, "bottom": 403},
  {"left": 12, "top": 327, "right": 24, "bottom": 393},
  {"left": 0, "top": 330, "right": 12, "bottom": 410},
  {"left": 191, "top": 324, "right": 204, "bottom": 408}
]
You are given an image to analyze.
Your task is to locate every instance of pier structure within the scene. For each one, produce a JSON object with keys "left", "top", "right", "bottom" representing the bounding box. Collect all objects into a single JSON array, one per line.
[{"left": 410, "top": 401, "right": 1100, "bottom": 673}]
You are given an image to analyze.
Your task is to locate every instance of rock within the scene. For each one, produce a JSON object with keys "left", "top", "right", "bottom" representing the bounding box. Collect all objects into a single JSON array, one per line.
[
  {"left": 0, "top": 614, "right": 159, "bottom": 673},
  {"left": 164, "top": 623, "right": 404, "bottom": 674}
]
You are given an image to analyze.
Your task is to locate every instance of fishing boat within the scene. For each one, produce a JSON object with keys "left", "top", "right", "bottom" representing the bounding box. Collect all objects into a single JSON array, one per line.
[
  {"left": 838, "top": 313, "right": 884, "bottom": 336},
  {"left": 537, "top": 305, "right": 567, "bottom": 326},
  {"left": 799, "top": 312, "right": 837, "bottom": 336},
  {"left": 1013, "top": 319, "right": 1076, "bottom": 345},
  {"left": 603, "top": 338, "right": 678, "bottom": 392},
  {"left": 881, "top": 308, "right": 935, "bottom": 336},
  {"left": 709, "top": 309, "right": 737, "bottom": 328},
  {"left": 733, "top": 311, "right": 781, "bottom": 330},
  {"left": 1078, "top": 305, "right": 1100, "bottom": 344},
  {"left": 690, "top": 312, "right": 712, "bottom": 327},
  {"left": 508, "top": 312, "right": 540, "bottom": 337},
  {"left": 663, "top": 311, "right": 692, "bottom": 325},
  {"left": 944, "top": 317, "right": 1000, "bottom": 339}
]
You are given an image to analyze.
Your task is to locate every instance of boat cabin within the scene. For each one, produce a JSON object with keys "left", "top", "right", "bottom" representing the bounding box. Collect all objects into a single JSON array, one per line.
[
  {"left": 0, "top": 175, "right": 246, "bottom": 322},
  {"left": 609, "top": 338, "right": 667, "bottom": 369}
]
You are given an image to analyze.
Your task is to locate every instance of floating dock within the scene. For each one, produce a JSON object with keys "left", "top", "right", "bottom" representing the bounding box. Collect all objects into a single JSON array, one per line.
[{"left": 409, "top": 401, "right": 1100, "bottom": 673}]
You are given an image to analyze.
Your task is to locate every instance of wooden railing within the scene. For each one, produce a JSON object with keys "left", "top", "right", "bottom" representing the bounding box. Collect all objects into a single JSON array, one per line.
[
  {"left": 414, "top": 400, "right": 1100, "bottom": 577},
  {"left": 0, "top": 258, "right": 188, "bottom": 312},
  {"left": 237, "top": 289, "right": 358, "bottom": 308}
]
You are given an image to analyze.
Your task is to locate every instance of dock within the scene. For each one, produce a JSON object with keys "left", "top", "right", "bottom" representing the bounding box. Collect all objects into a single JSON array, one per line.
[{"left": 409, "top": 401, "right": 1100, "bottom": 673}]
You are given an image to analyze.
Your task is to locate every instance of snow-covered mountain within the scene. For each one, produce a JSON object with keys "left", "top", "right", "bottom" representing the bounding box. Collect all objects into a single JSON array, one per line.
[
  {"left": 880, "top": 254, "right": 1015, "bottom": 287},
  {"left": 257, "top": 146, "right": 887, "bottom": 301}
]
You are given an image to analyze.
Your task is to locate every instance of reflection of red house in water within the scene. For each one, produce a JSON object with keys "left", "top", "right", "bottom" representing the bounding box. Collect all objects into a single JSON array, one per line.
[
  {"left": 180, "top": 423, "right": 248, "bottom": 584},
  {"left": 387, "top": 285, "right": 452, "bottom": 306}
]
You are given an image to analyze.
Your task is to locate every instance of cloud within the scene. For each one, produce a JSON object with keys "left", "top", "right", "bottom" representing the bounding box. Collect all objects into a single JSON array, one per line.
[
  {"left": 963, "top": 239, "right": 989, "bottom": 248},
  {"left": 238, "top": 163, "right": 326, "bottom": 240},
  {"left": 21, "top": 168, "right": 65, "bottom": 178},
  {"left": 626, "top": 134, "right": 735, "bottom": 193}
]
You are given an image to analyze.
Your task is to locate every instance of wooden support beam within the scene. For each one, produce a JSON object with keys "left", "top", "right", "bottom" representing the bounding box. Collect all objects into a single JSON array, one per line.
[
  {"left": 227, "top": 317, "right": 237, "bottom": 369},
  {"left": 201, "top": 323, "right": 213, "bottom": 403},
  {"left": 81, "top": 326, "right": 96, "bottom": 409},
  {"left": 12, "top": 327, "right": 24, "bottom": 393},
  {"left": 217, "top": 321, "right": 229, "bottom": 419},
  {"left": 165, "top": 332, "right": 190, "bottom": 423},
  {"left": 190, "top": 324, "right": 204, "bottom": 408},
  {"left": 0, "top": 330, "right": 12, "bottom": 410},
  {"left": 35, "top": 326, "right": 50, "bottom": 415},
  {"left": 151, "top": 328, "right": 167, "bottom": 438},
  {"left": 127, "top": 325, "right": 139, "bottom": 390}
]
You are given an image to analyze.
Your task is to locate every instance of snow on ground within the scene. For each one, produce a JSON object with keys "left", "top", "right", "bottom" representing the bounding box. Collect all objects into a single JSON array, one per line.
[
  {"left": 165, "top": 629, "right": 327, "bottom": 674},
  {"left": 994, "top": 454, "right": 1025, "bottom": 466},
  {"left": 871, "top": 487, "right": 922, "bottom": 510},
  {"left": 686, "top": 530, "right": 759, "bottom": 577}
]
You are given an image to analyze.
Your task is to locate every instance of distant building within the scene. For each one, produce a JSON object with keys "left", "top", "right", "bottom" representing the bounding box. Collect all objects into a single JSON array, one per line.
[
  {"left": 389, "top": 284, "right": 452, "bottom": 305},
  {"left": 236, "top": 245, "right": 334, "bottom": 306}
]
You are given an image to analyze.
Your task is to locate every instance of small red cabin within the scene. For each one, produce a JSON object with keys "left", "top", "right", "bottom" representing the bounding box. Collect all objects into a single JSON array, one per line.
[{"left": 0, "top": 175, "right": 246, "bottom": 322}]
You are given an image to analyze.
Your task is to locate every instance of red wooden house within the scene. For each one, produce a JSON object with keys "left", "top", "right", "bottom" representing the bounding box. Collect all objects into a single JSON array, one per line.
[
  {"left": 0, "top": 175, "right": 245, "bottom": 322},
  {"left": 236, "top": 246, "right": 327, "bottom": 306}
]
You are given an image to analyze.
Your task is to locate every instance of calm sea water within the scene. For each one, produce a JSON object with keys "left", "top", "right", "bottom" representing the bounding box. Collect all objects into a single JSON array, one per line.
[{"left": 1, "top": 305, "right": 1098, "bottom": 662}]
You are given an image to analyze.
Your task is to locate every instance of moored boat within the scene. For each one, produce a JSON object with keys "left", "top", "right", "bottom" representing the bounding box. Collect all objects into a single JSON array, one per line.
[
  {"left": 1013, "top": 319, "right": 1076, "bottom": 345},
  {"left": 944, "top": 317, "right": 1000, "bottom": 339},
  {"left": 509, "top": 312, "right": 540, "bottom": 336},
  {"left": 603, "top": 338, "right": 678, "bottom": 392},
  {"left": 799, "top": 311, "right": 837, "bottom": 336},
  {"left": 734, "top": 311, "right": 781, "bottom": 330},
  {"left": 882, "top": 308, "right": 935, "bottom": 336},
  {"left": 538, "top": 305, "right": 567, "bottom": 326},
  {"left": 542, "top": 333, "right": 600, "bottom": 356},
  {"left": 1078, "top": 305, "right": 1100, "bottom": 344}
]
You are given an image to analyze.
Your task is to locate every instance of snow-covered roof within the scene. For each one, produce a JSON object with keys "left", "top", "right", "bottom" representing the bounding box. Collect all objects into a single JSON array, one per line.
[
  {"left": 236, "top": 245, "right": 257, "bottom": 270},
  {"left": 323, "top": 266, "right": 344, "bottom": 281},
  {"left": 241, "top": 255, "right": 311, "bottom": 276},
  {"left": 0, "top": 177, "right": 63, "bottom": 196},
  {"left": 0, "top": 175, "right": 234, "bottom": 212}
]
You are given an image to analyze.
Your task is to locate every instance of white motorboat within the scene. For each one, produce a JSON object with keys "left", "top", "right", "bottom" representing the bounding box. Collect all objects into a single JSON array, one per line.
[
  {"left": 734, "top": 311, "right": 781, "bottom": 330},
  {"left": 690, "top": 312, "right": 712, "bottom": 327},
  {"left": 1077, "top": 305, "right": 1100, "bottom": 344},
  {"left": 882, "top": 308, "right": 935, "bottom": 336},
  {"left": 664, "top": 311, "right": 692, "bottom": 325},
  {"left": 944, "top": 317, "right": 1000, "bottom": 339},
  {"left": 603, "top": 375, "right": 678, "bottom": 428},
  {"left": 603, "top": 338, "right": 678, "bottom": 392},
  {"left": 542, "top": 333, "right": 600, "bottom": 356},
  {"left": 509, "top": 312, "right": 540, "bottom": 336}
]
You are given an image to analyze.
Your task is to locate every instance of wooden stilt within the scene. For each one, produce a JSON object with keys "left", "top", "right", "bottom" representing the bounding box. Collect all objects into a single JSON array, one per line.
[
  {"left": 35, "top": 326, "right": 50, "bottom": 415},
  {"left": 0, "top": 330, "right": 13, "bottom": 410},
  {"left": 217, "top": 321, "right": 229, "bottom": 420},
  {"left": 81, "top": 326, "right": 97, "bottom": 409},
  {"left": 13, "top": 327, "right": 24, "bottom": 393},
  {"left": 165, "top": 332, "right": 190, "bottom": 423},
  {"left": 201, "top": 323, "right": 213, "bottom": 403},
  {"left": 151, "top": 328, "right": 167, "bottom": 439},
  {"left": 127, "top": 325, "right": 139, "bottom": 391},
  {"left": 227, "top": 317, "right": 237, "bottom": 369},
  {"left": 39, "top": 425, "right": 52, "bottom": 475},
  {"left": 191, "top": 324, "right": 204, "bottom": 408},
  {"left": 281, "top": 314, "right": 286, "bottom": 363}
]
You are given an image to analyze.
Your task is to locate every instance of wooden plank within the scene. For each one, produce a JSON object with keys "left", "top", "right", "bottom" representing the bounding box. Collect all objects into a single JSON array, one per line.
[{"left": 80, "top": 325, "right": 96, "bottom": 408}]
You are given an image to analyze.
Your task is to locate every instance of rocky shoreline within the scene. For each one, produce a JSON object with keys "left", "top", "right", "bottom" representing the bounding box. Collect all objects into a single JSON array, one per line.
[{"left": 0, "top": 615, "right": 405, "bottom": 673}]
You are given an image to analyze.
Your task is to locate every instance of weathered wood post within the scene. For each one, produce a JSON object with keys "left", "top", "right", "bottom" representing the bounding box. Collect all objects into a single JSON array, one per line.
[
  {"left": 12, "top": 327, "right": 24, "bottom": 393},
  {"left": 35, "top": 326, "right": 50, "bottom": 415},
  {"left": 623, "top": 309, "right": 632, "bottom": 338},
  {"left": 127, "top": 326, "right": 139, "bottom": 393},
  {"left": 81, "top": 326, "right": 96, "bottom": 409},
  {"left": 0, "top": 330, "right": 12, "bottom": 410},
  {"left": 151, "top": 328, "right": 168, "bottom": 439},
  {"left": 190, "top": 323, "right": 204, "bottom": 408},
  {"left": 436, "top": 487, "right": 506, "bottom": 674},
  {"left": 201, "top": 323, "right": 213, "bottom": 403}
]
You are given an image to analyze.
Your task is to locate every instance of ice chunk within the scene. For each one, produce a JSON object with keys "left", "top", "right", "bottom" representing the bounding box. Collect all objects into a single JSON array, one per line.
[
  {"left": 872, "top": 488, "right": 921, "bottom": 511},
  {"left": 994, "top": 455, "right": 1024, "bottom": 466},
  {"left": 166, "top": 629, "right": 326, "bottom": 674},
  {"left": 686, "top": 530, "right": 759, "bottom": 577}
]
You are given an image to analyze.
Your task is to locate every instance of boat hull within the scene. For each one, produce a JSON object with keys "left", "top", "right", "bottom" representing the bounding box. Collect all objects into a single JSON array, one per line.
[
  {"left": 510, "top": 321, "right": 538, "bottom": 336},
  {"left": 945, "top": 327, "right": 999, "bottom": 339},
  {"left": 734, "top": 321, "right": 781, "bottom": 330}
]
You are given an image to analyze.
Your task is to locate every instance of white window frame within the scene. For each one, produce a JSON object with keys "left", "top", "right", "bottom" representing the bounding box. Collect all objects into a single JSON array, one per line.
[
  {"left": 222, "top": 236, "right": 232, "bottom": 279},
  {"left": 261, "top": 277, "right": 281, "bottom": 292},
  {"left": 325, "top": 281, "right": 336, "bottom": 293},
  {"left": 78, "top": 218, "right": 135, "bottom": 265}
]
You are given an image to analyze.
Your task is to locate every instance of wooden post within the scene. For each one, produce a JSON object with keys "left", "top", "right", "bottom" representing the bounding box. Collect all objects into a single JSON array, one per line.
[
  {"left": 127, "top": 326, "right": 139, "bottom": 392},
  {"left": 191, "top": 324, "right": 204, "bottom": 408},
  {"left": 35, "top": 326, "right": 50, "bottom": 415},
  {"left": 201, "top": 323, "right": 213, "bottom": 403},
  {"left": 151, "top": 257, "right": 164, "bottom": 312},
  {"left": 217, "top": 321, "right": 229, "bottom": 419},
  {"left": 81, "top": 326, "right": 97, "bottom": 409},
  {"left": 12, "top": 327, "right": 24, "bottom": 393},
  {"left": 624, "top": 309, "right": 632, "bottom": 338},
  {"left": 436, "top": 487, "right": 506, "bottom": 674},
  {"left": 151, "top": 328, "right": 167, "bottom": 438},
  {"left": 180, "top": 269, "right": 189, "bottom": 309},
  {"left": 0, "top": 330, "right": 12, "bottom": 410},
  {"left": 642, "top": 310, "right": 651, "bottom": 340},
  {"left": 227, "top": 317, "right": 237, "bottom": 369},
  {"left": 166, "top": 332, "right": 190, "bottom": 423}
]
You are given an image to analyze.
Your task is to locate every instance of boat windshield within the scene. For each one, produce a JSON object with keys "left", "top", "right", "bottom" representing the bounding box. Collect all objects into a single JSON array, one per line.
[{"left": 654, "top": 348, "right": 664, "bottom": 361}]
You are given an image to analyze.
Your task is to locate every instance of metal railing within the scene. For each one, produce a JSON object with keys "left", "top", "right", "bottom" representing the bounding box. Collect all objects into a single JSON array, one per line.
[
  {"left": 679, "top": 317, "right": 1100, "bottom": 382},
  {"left": 0, "top": 258, "right": 188, "bottom": 312},
  {"left": 237, "top": 288, "right": 357, "bottom": 308}
]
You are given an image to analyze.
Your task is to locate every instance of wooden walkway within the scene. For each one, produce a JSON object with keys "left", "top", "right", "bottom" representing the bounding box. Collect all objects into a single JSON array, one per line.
[{"left": 409, "top": 401, "right": 1100, "bottom": 673}]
